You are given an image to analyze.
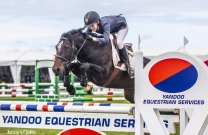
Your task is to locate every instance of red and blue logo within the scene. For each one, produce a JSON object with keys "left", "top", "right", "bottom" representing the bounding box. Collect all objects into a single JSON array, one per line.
[
  {"left": 149, "top": 58, "right": 198, "bottom": 93},
  {"left": 58, "top": 128, "right": 106, "bottom": 135},
  {"left": 204, "top": 60, "right": 208, "bottom": 66}
]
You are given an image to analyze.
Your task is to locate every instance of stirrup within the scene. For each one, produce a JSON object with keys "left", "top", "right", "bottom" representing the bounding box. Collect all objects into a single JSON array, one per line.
[{"left": 128, "top": 68, "right": 134, "bottom": 79}]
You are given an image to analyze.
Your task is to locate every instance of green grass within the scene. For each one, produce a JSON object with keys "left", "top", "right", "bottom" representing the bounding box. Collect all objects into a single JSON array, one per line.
[
  {"left": 0, "top": 127, "right": 179, "bottom": 135},
  {"left": 0, "top": 128, "right": 61, "bottom": 135}
]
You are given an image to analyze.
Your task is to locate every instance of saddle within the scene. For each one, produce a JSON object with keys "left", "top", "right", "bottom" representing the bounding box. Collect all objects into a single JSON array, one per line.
[{"left": 110, "top": 34, "right": 134, "bottom": 71}]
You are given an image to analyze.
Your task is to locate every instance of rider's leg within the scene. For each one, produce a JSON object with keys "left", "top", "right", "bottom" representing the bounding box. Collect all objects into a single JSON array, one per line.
[{"left": 117, "top": 26, "right": 134, "bottom": 78}]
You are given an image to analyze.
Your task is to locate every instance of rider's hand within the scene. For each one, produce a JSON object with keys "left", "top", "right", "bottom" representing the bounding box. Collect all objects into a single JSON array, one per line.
[
  {"left": 87, "top": 32, "right": 103, "bottom": 38},
  {"left": 85, "top": 34, "right": 93, "bottom": 41}
]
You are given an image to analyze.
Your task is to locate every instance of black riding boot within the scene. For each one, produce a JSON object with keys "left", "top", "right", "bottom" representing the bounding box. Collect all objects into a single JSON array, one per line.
[{"left": 119, "top": 47, "right": 134, "bottom": 78}]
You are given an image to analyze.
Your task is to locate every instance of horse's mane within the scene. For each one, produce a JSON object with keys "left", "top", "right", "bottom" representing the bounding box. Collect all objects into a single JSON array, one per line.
[
  {"left": 63, "top": 27, "right": 85, "bottom": 42},
  {"left": 69, "top": 27, "right": 85, "bottom": 35},
  {"left": 62, "top": 27, "right": 105, "bottom": 46}
]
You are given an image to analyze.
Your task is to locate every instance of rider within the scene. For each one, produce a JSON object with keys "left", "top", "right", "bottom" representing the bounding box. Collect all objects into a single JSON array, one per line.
[{"left": 83, "top": 11, "right": 134, "bottom": 78}]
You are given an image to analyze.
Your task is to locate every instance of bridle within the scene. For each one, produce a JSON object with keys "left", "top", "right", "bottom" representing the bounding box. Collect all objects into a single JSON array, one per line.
[{"left": 55, "top": 36, "right": 86, "bottom": 65}]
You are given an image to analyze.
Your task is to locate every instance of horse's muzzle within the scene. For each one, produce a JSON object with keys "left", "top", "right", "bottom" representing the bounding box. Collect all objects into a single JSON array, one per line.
[{"left": 52, "top": 67, "right": 61, "bottom": 76}]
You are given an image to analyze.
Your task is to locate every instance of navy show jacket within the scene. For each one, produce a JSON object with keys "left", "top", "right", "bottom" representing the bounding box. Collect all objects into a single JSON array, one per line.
[{"left": 87, "top": 15, "right": 127, "bottom": 44}]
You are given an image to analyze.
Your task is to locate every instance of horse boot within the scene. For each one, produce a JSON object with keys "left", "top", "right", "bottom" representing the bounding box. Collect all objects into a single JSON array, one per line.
[
  {"left": 81, "top": 73, "right": 88, "bottom": 87},
  {"left": 63, "top": 65, "right": 70, "bottom": 87},
  {"left": 119, "top": 47, "right": 134, "bottom": 78},
  {"left": 64, "top": 65, "right": 76, "bottom": 95},
  {"left": 81, "top": 75, "right": 93, "bottom": 94}
]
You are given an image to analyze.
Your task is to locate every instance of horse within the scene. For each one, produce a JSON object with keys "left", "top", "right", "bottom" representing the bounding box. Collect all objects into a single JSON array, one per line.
[{"left": 52, "top": 28, "right": 150, "bottom": 103}]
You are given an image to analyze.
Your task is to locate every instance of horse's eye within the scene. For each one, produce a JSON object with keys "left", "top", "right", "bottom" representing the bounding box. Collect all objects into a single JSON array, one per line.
[{"left": 63, "top": 46, "right": 69, "bottom": 50}]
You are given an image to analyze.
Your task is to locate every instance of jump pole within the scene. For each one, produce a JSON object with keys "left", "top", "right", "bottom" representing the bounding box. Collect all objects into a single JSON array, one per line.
[
  {"left": 59, "top": 91, "right": 124, "bottom": 96},
  {"left": 0, "top": 101, "right": 134, "bottom": 106},
  {"left": 135, "top": 34, "right": 144, "bottom": 134},
  {"left": 59, "top": 97, "right": 126, "bottom": 102},
  {"left": 0, "top": 104, "right": 131, "bottom": 114}
]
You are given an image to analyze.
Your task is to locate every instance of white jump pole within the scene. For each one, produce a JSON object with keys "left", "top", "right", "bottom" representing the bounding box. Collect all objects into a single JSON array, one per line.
[
  {"left": 180, "top": 36, "right": 189, "bottom": 134},
  {"left": 0, "top": 104, "right": 131, "bottom": 114},
  {"left": 135, "top": 34, "right": 144, "bottom": 134}
]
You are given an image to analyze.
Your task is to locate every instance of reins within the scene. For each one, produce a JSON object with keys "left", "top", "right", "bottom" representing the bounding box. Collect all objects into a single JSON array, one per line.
[{"left": 70, "top": 39, "right": 87, "bottom": 63}]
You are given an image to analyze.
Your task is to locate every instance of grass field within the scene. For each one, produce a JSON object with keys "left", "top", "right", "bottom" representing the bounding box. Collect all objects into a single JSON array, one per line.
[{"left": 0, "top": 95, "right": 180, "bottom": 135}]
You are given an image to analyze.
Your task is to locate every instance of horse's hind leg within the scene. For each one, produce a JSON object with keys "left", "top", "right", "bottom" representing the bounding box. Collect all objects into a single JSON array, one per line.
[
  {"left": 124, "top": 88, "right": 135, "bottom": 103},
  {"left": 80, "top": 63, "right": 90, "bottom": 87},
  {"left": 80, "top": 63, "right": 94, "bottom": 94},
  {"left": 80, "top": 62, "right": 104, "bottom": 94}
]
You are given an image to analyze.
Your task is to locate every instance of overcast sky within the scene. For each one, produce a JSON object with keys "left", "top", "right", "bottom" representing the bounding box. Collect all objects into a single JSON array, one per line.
[{"left": 0, "top": 0, "right": 208, "bottom": 52}]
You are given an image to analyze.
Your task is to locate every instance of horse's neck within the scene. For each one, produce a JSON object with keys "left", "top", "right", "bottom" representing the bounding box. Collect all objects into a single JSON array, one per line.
[{"left": 77, "top": 42, "right": 92, "bottom": 59}]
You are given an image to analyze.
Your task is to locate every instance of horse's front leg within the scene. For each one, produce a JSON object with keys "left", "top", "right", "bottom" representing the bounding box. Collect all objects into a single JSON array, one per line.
[{"left": 63, "top": 64, "right": 76, "bottom": 95}]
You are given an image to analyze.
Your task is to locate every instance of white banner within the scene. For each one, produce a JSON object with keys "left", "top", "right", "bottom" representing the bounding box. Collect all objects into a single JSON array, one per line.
[{"left": 0, "top": 111, "right": 178, "bottom": 133}]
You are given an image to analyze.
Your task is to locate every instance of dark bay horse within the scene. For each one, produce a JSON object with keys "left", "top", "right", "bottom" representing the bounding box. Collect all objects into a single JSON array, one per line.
[{"left": 52, "top": 28, "right": 150, "bottom": 103}]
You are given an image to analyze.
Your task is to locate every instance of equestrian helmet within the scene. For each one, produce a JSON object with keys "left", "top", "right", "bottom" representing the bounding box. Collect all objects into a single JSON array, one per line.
[{"left": 84, "top": 11, "right": 100, "bottom": 28}]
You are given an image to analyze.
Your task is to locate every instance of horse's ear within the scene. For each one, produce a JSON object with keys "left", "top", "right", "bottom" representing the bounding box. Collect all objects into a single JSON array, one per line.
[{"left": 61, "top": 32, "right": 66, "bottom": 37}]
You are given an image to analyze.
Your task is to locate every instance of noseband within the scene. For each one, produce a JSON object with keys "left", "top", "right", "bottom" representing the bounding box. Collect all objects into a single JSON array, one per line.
[{"left": 55, "top": 36, "right": 86, "bottom": 64}]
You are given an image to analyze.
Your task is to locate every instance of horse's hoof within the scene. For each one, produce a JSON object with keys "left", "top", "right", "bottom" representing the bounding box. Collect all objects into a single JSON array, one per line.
[
  {"left": 69, "top": 88, "right": 76, "bottom": 95},
  {"left": 84, "top": 84, "right": 93, "bottom": 94},
  {"left": 86, "top": 87, "right": 92, "bottom": 94},
  {"left": 66, "top": 86, "right": 76, "bottom": 95}
]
